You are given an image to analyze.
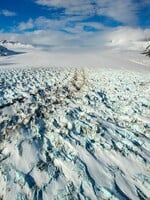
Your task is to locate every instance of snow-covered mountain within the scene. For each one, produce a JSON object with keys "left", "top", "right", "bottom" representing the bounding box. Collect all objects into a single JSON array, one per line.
[
  {"left": 0, "top": 40, "right": 33, "bottom": 49},
  {"left": 0, "top": 45, "right": 20, "bottom": 56}
]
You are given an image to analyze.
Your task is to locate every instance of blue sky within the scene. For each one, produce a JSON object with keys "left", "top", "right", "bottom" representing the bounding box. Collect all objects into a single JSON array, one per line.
[{"left": 0, "top": 0, "right": 150, "bottom": 49}]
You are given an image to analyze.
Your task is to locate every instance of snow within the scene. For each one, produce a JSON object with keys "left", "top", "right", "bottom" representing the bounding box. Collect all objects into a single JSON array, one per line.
[
  {"left": 0, "top": 46, "right": 150, "bottom": 72},
  {"left": 0, "top": 45, "right": 21, "bottom": 56},
  {"left": 0, "top": 46, "right": 150, "bottom": 199},
  {"left": 0, "top": 40, "right": 34, "bottom": 50}
]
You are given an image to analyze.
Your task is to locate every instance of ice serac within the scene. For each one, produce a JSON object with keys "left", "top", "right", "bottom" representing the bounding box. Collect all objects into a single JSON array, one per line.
[{"left": 0, "top": 67, "right": 150, "bottom": 200}]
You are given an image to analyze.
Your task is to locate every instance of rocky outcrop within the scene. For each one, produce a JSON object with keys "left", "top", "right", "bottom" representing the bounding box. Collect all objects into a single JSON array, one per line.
[{"left": 142, "top": 43, "right": 150, "bottom": 57}]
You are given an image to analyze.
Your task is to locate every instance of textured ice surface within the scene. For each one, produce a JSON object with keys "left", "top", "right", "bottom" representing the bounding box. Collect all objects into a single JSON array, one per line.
[{"left": 0, "top": 67, "right": 150, "bottom": 200}]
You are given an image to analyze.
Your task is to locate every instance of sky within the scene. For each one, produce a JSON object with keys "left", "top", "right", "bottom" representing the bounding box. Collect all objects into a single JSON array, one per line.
[{"left": 0, "top": 0, "right": 150, "bottom": 51}]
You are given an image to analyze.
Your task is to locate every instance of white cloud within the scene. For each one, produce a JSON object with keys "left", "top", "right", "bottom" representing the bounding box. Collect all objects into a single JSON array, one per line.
[
  {"left": 0, "top": 27, "right": 102, "bottom": 50},
  {"left": 1, "top": 25, "right": 149, "bottom": 51},
  {"left": 14, "top": 13, "right": 150, "bottom": 51},
  {"left": 17, "top": 16, "right": 106, "bottom": 34},
  {"left": 0, "top": 9, "right": 16, "bottom": 17},
  {"left": 0, "top": 0, "right": 149, "bottom": 54},
  {"left": 105, "top": 27, "right": 150, "bottom": 50},
  {"left": 36, "top": 0, "right": 95, "bottom": 16},
  {"left": 1, "top": 0, "right": 148, "bottom": 52},
  {"left": 18, "top": 19, "right": 34, "bottom": 31},
  {"left": 96, "top": 0, "right": 138, "bottom": 25},
  {"left": 35, "top": 0, "right": 140, "bottom": 25}
]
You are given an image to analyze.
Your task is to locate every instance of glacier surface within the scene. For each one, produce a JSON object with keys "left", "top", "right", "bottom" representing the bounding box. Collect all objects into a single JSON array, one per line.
[{"left": 0, "top": 66, "right": 150, "bottom": 200}]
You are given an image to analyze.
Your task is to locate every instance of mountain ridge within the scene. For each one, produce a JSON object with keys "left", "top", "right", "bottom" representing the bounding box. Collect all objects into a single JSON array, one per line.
[{"left": 0, "top": 39, "right": 33, "bottom": 49}]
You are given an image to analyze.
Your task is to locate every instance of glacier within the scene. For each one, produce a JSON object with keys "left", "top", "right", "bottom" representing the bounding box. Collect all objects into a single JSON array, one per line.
[{"left": 0, "top": 65, "right": 150, "bottom": 200}]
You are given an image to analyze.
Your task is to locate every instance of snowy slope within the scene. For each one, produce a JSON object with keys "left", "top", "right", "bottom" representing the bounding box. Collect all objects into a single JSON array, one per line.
[
  {"left": 0, "top": 65, "right": 150, "bottom": 200},
  {"left": 0, "top": 45, "right": 21, "bottom": 56},
  {"left": 0, "top": 47, "right": 150, "bottom": 72}
]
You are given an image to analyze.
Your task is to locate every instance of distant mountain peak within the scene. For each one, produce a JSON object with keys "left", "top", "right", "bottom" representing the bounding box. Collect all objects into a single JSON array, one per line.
[
  {"left": 0, "top": 45, "right": 23, "bottom": 56},
  {"left": 0, "top": 40, "right": 33, "bottom": 49}
]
